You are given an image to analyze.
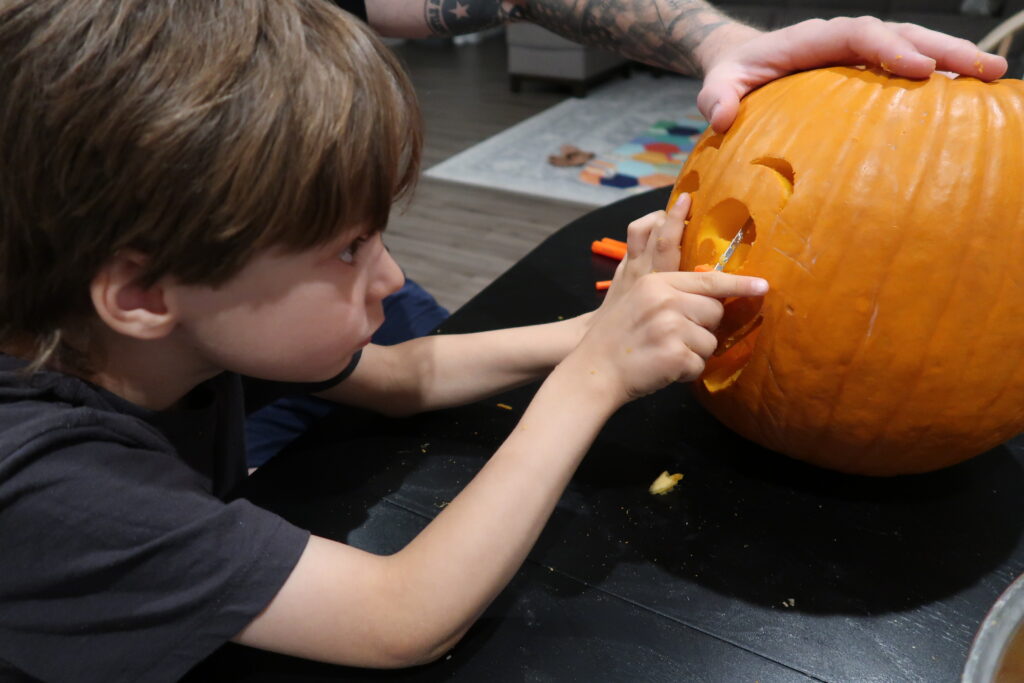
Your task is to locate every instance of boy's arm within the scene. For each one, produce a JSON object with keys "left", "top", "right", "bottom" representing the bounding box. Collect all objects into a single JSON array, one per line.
[
  {"left": 362, "top": 0, "right": 1006, "bottom": 131},
  {"left": 233, "top": 200, "right": 769, "bottom": 667},
  {"left": 239, "top": 361, "right": 620, "bottom": 667},
  {"left": 313, "top": 316, "right": 591, "bottom": 416},
  {"left": 315, "top": 198, "right": 724, "bottom": 416}
]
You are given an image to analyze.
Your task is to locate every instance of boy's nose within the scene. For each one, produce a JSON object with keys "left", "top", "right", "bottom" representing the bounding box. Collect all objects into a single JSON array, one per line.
[{"left": 372, "top": 244, "right": 405, "bottom": 300}]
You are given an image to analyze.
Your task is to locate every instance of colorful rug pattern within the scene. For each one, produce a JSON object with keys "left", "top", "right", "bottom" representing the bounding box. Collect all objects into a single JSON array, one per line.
[
  {"left": 423, "top": 74, "right": 705, "bottom": 207},
  {"left": 579, "top": 118, "right": 708, "bottom": 193}
]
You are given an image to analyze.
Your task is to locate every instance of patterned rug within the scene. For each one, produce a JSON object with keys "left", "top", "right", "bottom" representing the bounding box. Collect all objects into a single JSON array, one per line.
[{"left": 424, "top": 73, "right": 705, "bottom": 207}]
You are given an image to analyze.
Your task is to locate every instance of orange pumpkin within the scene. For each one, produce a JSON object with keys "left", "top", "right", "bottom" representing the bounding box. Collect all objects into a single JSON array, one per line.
[{"left": 668, "top": 66, "right": 1024, "bottom": 476}]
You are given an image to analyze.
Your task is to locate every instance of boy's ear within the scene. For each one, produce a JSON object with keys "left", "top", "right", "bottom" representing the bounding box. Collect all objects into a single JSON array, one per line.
[{"left": 90, "top": 250, "right": 178, "bottom": 340}]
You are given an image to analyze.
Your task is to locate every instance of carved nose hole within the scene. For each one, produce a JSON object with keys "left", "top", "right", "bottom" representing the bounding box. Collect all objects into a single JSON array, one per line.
[{"left": 694, "top": 199, "right": 756, "bottom": 273}]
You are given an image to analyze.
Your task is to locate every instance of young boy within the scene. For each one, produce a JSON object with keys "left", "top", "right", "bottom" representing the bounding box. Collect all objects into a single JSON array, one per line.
[{"left": 0, "top": 1, "right": 767, "bottom": 680}]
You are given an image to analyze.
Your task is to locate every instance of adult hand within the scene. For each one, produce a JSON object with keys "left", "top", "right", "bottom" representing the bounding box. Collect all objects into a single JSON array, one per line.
[{"left": 696, "top": 17, "right": 1009, "bottom": 132}]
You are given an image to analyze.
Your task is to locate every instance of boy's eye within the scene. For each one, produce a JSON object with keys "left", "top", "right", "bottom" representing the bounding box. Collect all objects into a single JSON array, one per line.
[{"left": 338, "top": 236, "right": 369, "bottom": 264}]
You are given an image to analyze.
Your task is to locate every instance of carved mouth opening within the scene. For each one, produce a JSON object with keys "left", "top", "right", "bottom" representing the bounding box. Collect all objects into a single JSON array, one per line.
[
  {"left": 695, "top": 200, "right": 764, "bottom": 392},
  {"left": 702, "top": 324, "right": 762, "bottom": 393}
]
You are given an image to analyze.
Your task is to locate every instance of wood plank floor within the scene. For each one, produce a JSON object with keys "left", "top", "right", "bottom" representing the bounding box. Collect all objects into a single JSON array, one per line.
[{"left": 384, "top": 35, "right": 596, "bottom": 313}]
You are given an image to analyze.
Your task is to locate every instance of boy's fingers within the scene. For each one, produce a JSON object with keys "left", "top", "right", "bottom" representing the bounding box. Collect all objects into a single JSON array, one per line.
[
  {"left": 664, "top": 270, "right": 769, "bottom": 299},
  {"left": 675, "top": 293, "right": 726, "bottom": 331},
  {"left": 650, "top": 193, "right": 689, "bottom": 274},
  {"left": 625, "top": 211, "right": 664, "bottom": 261}
]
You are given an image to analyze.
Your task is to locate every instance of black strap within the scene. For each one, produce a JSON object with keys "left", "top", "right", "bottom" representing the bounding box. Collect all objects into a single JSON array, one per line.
[{"left": 241, "top": 349, "right": 362, "bottom": 414}]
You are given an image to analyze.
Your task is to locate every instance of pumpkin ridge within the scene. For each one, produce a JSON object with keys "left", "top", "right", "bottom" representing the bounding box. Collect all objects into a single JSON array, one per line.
[
  {"left": 862, "top": 80, "right": 1014, "bottom": 472},
  {"left": 952, "top": 89, "right": 1024, "bottom": 425},
  {"left": 760, "top": 356, "right": 786, "bottom": 444},
  {"left": 793, "top": 75, "right": 892, "bottom": 467},
  {"left": 916, "top": 85, "right": 1006, "bottom": 443},
  {"left": 830, "top": 72, "right": 957, "bottom": 473}
]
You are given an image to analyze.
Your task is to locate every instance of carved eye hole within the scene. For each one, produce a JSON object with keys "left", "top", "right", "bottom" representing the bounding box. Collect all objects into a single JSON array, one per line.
[{"left": 752, "top": 156, "right": 795, "bottom": 198}]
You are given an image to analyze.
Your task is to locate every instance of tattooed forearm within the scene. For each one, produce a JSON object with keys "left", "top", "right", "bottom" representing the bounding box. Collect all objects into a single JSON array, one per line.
[
  {"left": 419, "top": 0, "right": 741, "bottom": 75},
  {"left": 424, "top": 0, "right": 525, "bottom": 36},
  {"left": 519, "top": 0, "right": 737, "bottom": 76}
]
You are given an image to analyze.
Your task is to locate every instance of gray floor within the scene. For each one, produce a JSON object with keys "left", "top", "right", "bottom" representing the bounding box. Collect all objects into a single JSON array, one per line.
[{"left": 385, "top": 35, "right": 596, "bottom": 313}]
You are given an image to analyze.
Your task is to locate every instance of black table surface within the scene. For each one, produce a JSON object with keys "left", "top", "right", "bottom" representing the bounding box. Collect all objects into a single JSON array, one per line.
[{"left": 189, "top": 187, "right": 1024, "bottom": 683}]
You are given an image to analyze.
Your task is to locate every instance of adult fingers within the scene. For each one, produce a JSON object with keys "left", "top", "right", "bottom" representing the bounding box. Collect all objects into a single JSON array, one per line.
[
  {"left": 892, "top": 21, "right": 1007, "bottom": 80},
  {"left": 696, "top": 66, "right": 747, "bottom": 132},
  {"left": 698, "top": 17, "right": 1007, "bottom": 133},
  {"left": 777, "top": 17, "right": 1006, "bottom": 80}
]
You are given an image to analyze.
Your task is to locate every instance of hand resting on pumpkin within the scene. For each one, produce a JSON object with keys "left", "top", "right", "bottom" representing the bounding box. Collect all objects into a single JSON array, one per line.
[{"left": 696, "top": 16, "right": 1009, "bottom": 133}]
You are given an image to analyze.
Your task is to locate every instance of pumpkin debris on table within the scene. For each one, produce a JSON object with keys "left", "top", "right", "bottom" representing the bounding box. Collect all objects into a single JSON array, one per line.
[
  {"left": 668, "top": 66, "right": 1024, "bottom": 476},
  {"left": 648, "top": 471, "right": 683, "bottom": 495}
]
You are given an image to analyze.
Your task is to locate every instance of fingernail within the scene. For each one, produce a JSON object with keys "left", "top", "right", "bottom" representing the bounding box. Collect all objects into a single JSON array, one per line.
[
  {"left": 709, "top": 102, "right": 720, "bottom": 123},
  {"left": 751, "top": 278, "right": 769, "bottom": 294}
]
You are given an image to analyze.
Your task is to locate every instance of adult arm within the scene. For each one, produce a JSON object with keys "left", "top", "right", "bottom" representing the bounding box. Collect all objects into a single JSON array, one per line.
[
  {"left": 364, "top": 0, "right": 741, "bottom": 77},
  {"left": 361, "top": 0, "right": 1007, "bottom": 131}
]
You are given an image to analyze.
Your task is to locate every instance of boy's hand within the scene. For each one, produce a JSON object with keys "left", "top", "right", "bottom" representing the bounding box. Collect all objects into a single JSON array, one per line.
[
  {"left": 696, "top": 17, "right": 1009, "bottom": 133},
  {"left": 596, "top": 192, "right": 693, "bottom": 317},
  {"left": 568, "top": 194, "right": 768, "bottom": 404}
]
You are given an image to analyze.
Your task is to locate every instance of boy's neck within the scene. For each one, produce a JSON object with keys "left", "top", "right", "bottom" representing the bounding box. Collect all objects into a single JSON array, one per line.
[{"left": 81, "top": 329, "right": 221, "bottom": 411}]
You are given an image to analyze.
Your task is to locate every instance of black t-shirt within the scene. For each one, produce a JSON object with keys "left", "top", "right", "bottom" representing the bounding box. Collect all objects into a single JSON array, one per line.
[{"left": 0, "top": 354, "right": 358, "bottom": 682}]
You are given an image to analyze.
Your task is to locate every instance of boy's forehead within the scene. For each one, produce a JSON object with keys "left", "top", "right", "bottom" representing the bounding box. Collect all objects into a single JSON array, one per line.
[{"left": 332, "top": 221, "right": 385, "bottom": 245}]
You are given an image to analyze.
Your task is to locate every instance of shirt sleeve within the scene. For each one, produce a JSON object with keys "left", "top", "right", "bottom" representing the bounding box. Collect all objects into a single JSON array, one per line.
[{"left": 0, "top": 416, "right": 310, "bottom": 683}]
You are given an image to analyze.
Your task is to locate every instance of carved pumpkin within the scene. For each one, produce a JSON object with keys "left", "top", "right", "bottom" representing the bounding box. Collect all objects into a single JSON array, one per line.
[{"left": 668, "top": 66, "right": 1024, "bottom": 476}]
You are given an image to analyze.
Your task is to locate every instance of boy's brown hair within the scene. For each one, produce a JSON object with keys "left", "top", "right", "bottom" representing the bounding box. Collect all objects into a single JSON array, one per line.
[{"left": 0, "top": 0, "right": 422, "bottom": 369}]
